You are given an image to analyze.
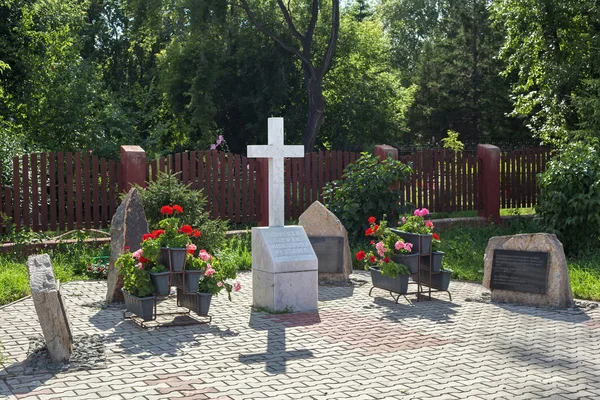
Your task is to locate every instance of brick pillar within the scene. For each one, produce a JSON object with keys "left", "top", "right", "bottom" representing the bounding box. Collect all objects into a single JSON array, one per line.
[
  {"left": 256, "top": 158, "right": 269, "bottom": 227},
  {"left": 120, "top": 145, "right": 146, "bottom": 192},
  {"left": 477, "top": 144, "right": 501, "bottom": 223},
  {"left": 374, "top": 145, "right": 398, "bottom": 161}
]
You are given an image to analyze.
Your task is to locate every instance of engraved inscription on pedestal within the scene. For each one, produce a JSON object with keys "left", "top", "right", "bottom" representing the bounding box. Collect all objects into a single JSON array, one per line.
[
  {"left": 261, "top": 229, "right": 315, "bottom": 259},
  {"left": 309, "top": 237, "right": 344, "bottom": 273},
  {"left": 491, "top": 249, "right": 549, "bottom": 294}
]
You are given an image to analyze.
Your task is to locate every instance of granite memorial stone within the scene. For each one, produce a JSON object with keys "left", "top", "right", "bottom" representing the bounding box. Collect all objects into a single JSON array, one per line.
[
  {"left": 248, "top": 118, "right": 318, "bottom": 312},
  {"left": 27, "top": 254, "right": 73, "bottom": 363},
  {"left": 299, "top": 201, "right": 352, "bottom": 282},
  {"left": 483, "top": 233, "right": 573, "bottom": 307},
  {"left": 106, "top": 187, "right": 149, "bottom": 303}
]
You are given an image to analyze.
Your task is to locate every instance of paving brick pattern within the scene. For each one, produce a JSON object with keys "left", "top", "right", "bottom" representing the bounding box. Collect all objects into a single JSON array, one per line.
[{"left": 1, "top": 272, "right": 600, "bottom": 399}]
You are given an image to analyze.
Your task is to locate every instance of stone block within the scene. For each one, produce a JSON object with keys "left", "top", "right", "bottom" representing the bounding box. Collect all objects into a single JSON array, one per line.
[
  {"left": 299, "top": 201, "right": 352, "bottom": 282},
  {"left": 483, "top": 233, "right": 573, "bottom": 307},
  {"left": 27, "top": 254, "right": 73, "bottom": 362},
  {"left": 106, "top": 187, "right": 149, "bottom": 303}
]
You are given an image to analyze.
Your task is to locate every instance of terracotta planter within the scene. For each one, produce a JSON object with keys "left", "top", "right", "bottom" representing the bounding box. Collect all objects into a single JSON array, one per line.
[
  {"left": 391, "top": 253, "right": 419, "bottom": 274},
  {"left": 160, "top": 247, "right": 187, "bottom": 271},
  {"left": 420, "top": 251, "right": 444, "bottom": 272},
  {"left": 171, "top": 270, "right": 203, "bottom": 293},
  {"left": 369, "top": 267, "right": 409, "bottom": 294},
  {"left": 122, "top": 289, "right": 155, "bottom": 321},
  {"left": 392, "top": 230, "right": 433, "bottom": 253},
  {"left": 419, "top": 269, "right": 452, "bottom": 290},
  {"left": 149, "top": 271, "right": 171, "bottom": 295}
]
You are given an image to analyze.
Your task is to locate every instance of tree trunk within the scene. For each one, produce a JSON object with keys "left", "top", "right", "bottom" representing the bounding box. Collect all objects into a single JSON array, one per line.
[{"left": 303, "top": 71, "right": 325, "bottom": 152}]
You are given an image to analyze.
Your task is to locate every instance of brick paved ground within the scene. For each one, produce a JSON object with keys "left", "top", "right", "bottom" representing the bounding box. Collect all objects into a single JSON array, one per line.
[{"left": 1, "top": 271, "right": 600, "bottom": 400}]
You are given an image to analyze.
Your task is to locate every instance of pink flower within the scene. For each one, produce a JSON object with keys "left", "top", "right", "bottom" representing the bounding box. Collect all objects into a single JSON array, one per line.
[
  {"left": 198, "top": 250, "right": 212, "bottom": 261},
  {"left": 425, "top": 220, "right": 434, "bottom": 228},
  {"left": 137, "top": 262, "right": 144, "bottom": 270},
  {"left": 375, "top": 241, "right": 387, "bottom": 257},
  {"left": 414, "top": 209, "right": 420, "bottom": 216},
  {"left": 186, "top": 243, "right": 197, "bottom": 254},
  {"left": 401, "top": 217, "right": 406, "bottom": 223},
  {"left": 205, "top": 266, "right": 215, "bottom": 277},
  {"left": 217, "top": 282, "right": 223, "bottom": 287},
  {"left": 210, "top": 144, "right": 216, "bottom": 150},
  {"left": 419, "top": 208, "right": 430, "bottom": 217},
  {"left": 395, "top": 241, "right": 405, "bottom": 251},
  {"left": 132, "top": 249, "right": 143, "bottom": 259},
  {"left": 234, "top": 281, "right": 241, "bottom": 292},
  {"left": 217, "top": 135, "right": 224, "bottom": 145},
  {"left": 404, "top": 243, "right": 413, "bottom": 252}
]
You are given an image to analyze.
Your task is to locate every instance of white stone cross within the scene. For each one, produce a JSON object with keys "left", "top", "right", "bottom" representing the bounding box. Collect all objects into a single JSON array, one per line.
[{"left": 247, "top": 118, "right": 304, "bottom": 227}]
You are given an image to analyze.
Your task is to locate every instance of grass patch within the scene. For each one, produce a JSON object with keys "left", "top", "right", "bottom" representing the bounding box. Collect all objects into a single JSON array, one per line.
[{"left": 0, "top": 244, "right": 110, "bottom": 306}]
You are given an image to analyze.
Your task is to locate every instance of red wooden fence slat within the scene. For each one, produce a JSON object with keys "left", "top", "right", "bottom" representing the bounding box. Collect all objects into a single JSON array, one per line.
[
  {"left": 4, "top": 187, "right": 10, "bottom": 232},
  {"left": 92, "top": 156, "right": 100, "bottom": 227},
  {"left": 234, "top": 154, "right": 241, "bottom": 223},
  {"left": 31, "top": 155, "right": 39, "bottom": 231},
  {"left": 226, "top": 153, "right": 233, "bottom": 220},
  {"left": 466, "top": 154, "right": 473, "bottom": 210},
  {"left": 57, "top": 153, "right": 66, "bottom": 230},
  {"left": 324, "top": 150, "right": 331, "bottom": 185},
  {"left": 285, "top": 158, "right": 291, "bottom": 218},
  {"left": 75, "top": 153, "right": 83, "bottom": 229},
  {"left": 206, "top": 152, "right": 214, "bottom": 217},
  {"left": 240, "top": 155, "right": 248, "bottom": 223},
  {"left": 101, "top": 158, "right": 108, "bottom": 227},
  {"left": 182, "top": 152, "right": 189, "bottom": 184},
  {"left": 108, "top": 160, "right": 116, "bottom": 221},
  {"left": 66, "top": 153, "right": 74, "bottom": 230},
  {"left": 197, "top": 152, "right": 205, "bottom": 192},
  {"left": 311, "top": 152, "right": 318, "bottom": 204},
  {"left": 292, "top": 158, "right": 299, "bottom": 218},
  {"left": 12, "top": 157, "right": 20, "bottom": 230},
  {"left": 83, "top": 153, "right": 91, "bottom": 229},
  {"left": 461, "top": 153, "right": 467, "bottom": 211},
  {"left": 48, "top": 153, "right": 57, "bottom": 231},
  {"left": 248, "top": 159, "right": 256, "bottom": 222},
  {"left": 337, "top": 150, "right": 343, "bottom": 182},
  {"left": 212, "top": 152, "right": 219, "bottom": 219},
  {"left": 219, "top": 152, "right": 226, "bottom": 219},
  {"left": 22, "top": 155, "right": 30, "bottom": 229},
  {"left": 190, "top": 152, "right": 197, "bottom": 190},
  {"left": 151, "top": 159, "right": 157, "bottom": 182}
]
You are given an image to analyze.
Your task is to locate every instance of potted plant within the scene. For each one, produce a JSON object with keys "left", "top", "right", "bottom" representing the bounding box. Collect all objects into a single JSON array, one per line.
[
  {"left": 420, "top": 267, "right": 452, "bottom": 290},
  {"left": 393, "top": 208, "right": 435, "bottom": 253},
  {"left": 365, "top": 216, "right": 418, "bottom": 273},
  {"left": 116, "top": 250, "right": 156, "bottom": 321},
  {"left": 148, "top": 264, "right": 170, "bottom": 295},
  {"left": 172, "top": 244, "right": 207, "bottom": 293},
  {"left": 134, "top": 231, "right": 170, "bottom": 295},
  {"left": 421, "top": 232, "right": 443, "bottom": 272},
  {"left": 156, "top": 205, "right": 201, "bottom": 271}
]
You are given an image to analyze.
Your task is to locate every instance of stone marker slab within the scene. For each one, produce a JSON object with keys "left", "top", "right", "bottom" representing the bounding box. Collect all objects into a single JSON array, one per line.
[
  {"left": 308, "top": 237, "right": 344, "bottom": 273},
  {"left": 483, "top": 233, "right": 573, "bottom": 308},
  {"left": 491, "top": 249, "right": 549, "bottom": 294},
  {"left": 299, "top": 201, "right": 352, "bottom": 282},
  {"left": 252, "top": 226, "right": 318, "bottom": 312},
  {"left": 27, "top": 254, "right": 73, "bottom": 363},
  {"left": 106, "top": 188, "right": 149, "bottom": 303}
]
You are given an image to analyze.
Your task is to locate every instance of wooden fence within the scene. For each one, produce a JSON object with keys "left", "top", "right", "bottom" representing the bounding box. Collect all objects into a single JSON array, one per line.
[
  {"left": 0, "top": 152, "right": 121, "bottom": 233},
  {"left": 500, "top": 147, "right": 552, "bottom": 209},
  {"left": 146, "top": 150, "right": 361, "bottom": 222}
]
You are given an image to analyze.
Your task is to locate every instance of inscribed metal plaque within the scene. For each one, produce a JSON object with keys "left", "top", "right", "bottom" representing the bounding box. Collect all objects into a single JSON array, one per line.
[
  {"left": 491, "top": 249, "right": 549, "bottom": 294},
  {"left": 309, "top": 236, "right": 344, "bottom": 273}
]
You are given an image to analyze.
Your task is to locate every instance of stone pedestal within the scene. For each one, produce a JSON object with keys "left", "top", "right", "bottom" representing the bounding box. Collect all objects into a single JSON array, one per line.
[
  {"left": 252, "top": 226, "right": 318, "bottom": 312},
  {"left": 27, "top": 254, "right": 73, "bottom": 363}
]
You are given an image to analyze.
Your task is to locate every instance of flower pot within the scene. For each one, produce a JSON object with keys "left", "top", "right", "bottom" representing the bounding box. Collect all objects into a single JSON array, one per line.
[
  {"left": 419, "top": 269, "right": 452, "bottom": 290},
  {"left": 391, "top": 253, "right": 419, "bottom": 274},
  {"left": 160, "top": 247, "right": 187, "bottom": 271},
  {"left": 392, "top": 230, "right": 433, "bottom": 253},
  {"left": 420, "top": 251, "right": 444, "bottom": 272},
  {"left": 369, "top": 267, "right": 409, "bottom": 294},
  {"left": 149, "top": 271, "right": 171, "bottom": 295},
  {"left": 171, "top": 270, "right": 203, "bottom": 293},
  {"left": 122, "top": 289, "right": 155, "bottom": 321},
  {"left": 177, "top": 289, "right": 213, "bottom": 316}
]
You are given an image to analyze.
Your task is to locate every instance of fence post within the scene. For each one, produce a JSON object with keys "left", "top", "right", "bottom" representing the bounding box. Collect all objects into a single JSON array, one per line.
[
  {"left": 477, "top": 144, "right": 500, "bottom": 223},
  {"left": 374, "top": 145, "right": 398, "bottom": 161},
  {"left": 256, "top": 158, "right": 269, "bottom": 227},
  {"left": 120, "top": 145, "right": 146, "bottom": 192}
]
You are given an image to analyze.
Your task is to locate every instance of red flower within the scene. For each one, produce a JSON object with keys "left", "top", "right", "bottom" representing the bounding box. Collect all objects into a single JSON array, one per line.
[
  {"left": 124, "top": 246, "right": 130, "bottom": 251},
  {"left": 370, "top": 240, "right": 375, "bottom": 245},
  {"left": 142, "top": 233, "right": 154, "bottom": 241},
  {"left": 355, "top": 250, "right": 366, "bottom": 261},
  {"left": 179, "top": 225, "right": 193, "bottom": 235},
  {"left": 193, "top": 229, "right": 201, "bottom": 237},
  {"left": 173, "top": 204, "right": 183, "bottom": 214},
  {"left": 161, "top": 205, "right": 173, "bottom": 215},
  {"left": 152, "top": 229, "right": 165, "bottom": 238},
  {"left": 373, "top": 225, "right": 379, "bottom": 232},
  {"left": 433, "top": 233, "right": 440, "bottom": 241},
  {"left": 365, "top": 228, "right": 373, "bottom": 236},
  {"left": 139, "top": 256, "right": 150, "bottom": 264},
  {"left": 369, "top": 255, "right": 376, "bottom": 263},
  {"left": 384, "top": 257, "right": 391, "bottom": 263},
  {"left": 368, "top": 216, "right": 376, "bottom": 224}
]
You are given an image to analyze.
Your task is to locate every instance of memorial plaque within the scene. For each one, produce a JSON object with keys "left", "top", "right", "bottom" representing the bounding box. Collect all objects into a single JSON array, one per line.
[
  {"left": 261, "top": 228, "right": 315, "bottom": 259},
  {"left": 309, "top": 236, "right": 344, "bottom": 273},
  {"left": 491, "top": 249, "right": 549, "bottom": 294}
]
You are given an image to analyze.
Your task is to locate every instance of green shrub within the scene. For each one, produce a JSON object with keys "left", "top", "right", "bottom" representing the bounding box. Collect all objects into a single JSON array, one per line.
[
  {"left": 323, "top": 152, "right": 412, "bottom": 238},
  {"left": 536, "top": 140, "right": 600, "bottom": 255},
  {"left": 217, "top": 233, "right": 252, "bottom": 271},
  {"left": 135, "top": 173, "right": 228, "bottom": 252}
]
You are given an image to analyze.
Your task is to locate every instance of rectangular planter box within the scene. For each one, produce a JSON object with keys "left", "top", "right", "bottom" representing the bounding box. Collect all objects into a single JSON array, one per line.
[
  {"left": 392, "top": 230, "right": 432, "bottom": 254},
  {"left": 177, "top": 289, "right": 212, "bottom": 316},
  {"left": 391, "top": 253, "right": 420, "bottom": 274},
  {"left": 171, "top": 271, "right": 203, "bottom": 293},
  {"left": 149, "top": 271, "right": 171, "bottom": 295},
  {"left": 160, "top": 247, "right": 187, "bottom": 271},
  {"left": 420, "top": 251, "right": 444, "bottom": 272},
  {"left": 370, "top": 267, "right": 409, "bottom": 294},
  {"left": 419, "top": 270, "right": 452, "bottom": 290},
  {"left": 122, "top": 289, "right": 155, "bottom": 321}
]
